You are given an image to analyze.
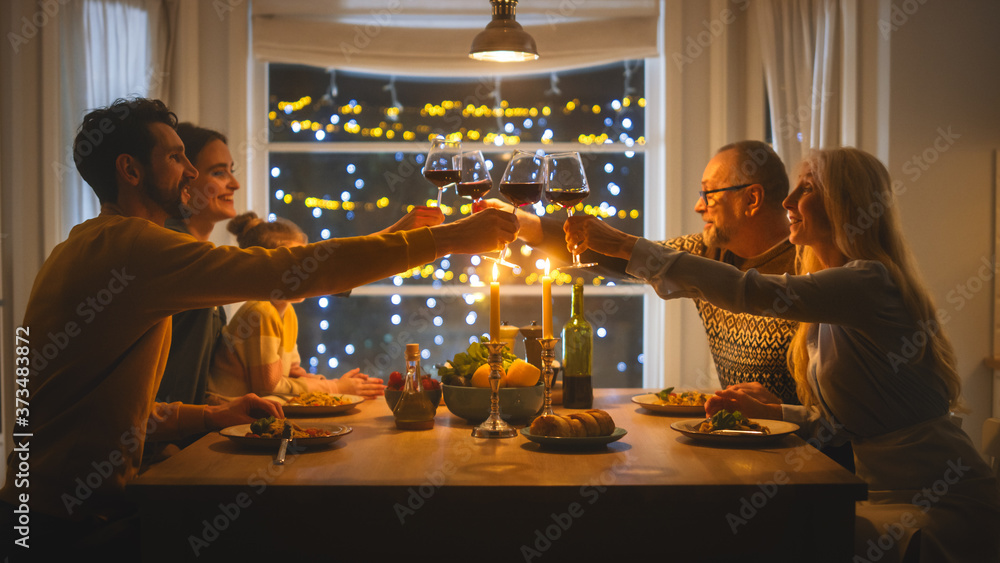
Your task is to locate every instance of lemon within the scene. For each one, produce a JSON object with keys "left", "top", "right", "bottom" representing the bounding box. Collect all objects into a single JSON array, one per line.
[
  {"left": 471, "top": 363, "right": 504, "bottom": 388},
  {"left": 505, "top": 359, "right": 541, "bottom": 387}
]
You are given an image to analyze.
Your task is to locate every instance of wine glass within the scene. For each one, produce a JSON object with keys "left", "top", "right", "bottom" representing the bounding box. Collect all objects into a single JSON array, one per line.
[
  {"left": 456, "top": 150, "right": 495, "bottom": 265},
  {"left": 423, "top": 135, "right": 461, "bottom": 207},
  {"left": 544, "top": 152, "right": 597, "bottom": 269},
  {"left": 496, "top": 150, "right": 545, "bottom": 270},
  {"left": 456, "top": 150, "right": 493, "bottom": 206}
]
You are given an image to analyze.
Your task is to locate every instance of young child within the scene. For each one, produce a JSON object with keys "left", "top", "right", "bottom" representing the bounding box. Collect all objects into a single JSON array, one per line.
[{"left": 208, "top": 212, "right": 385, "bottom": 399}]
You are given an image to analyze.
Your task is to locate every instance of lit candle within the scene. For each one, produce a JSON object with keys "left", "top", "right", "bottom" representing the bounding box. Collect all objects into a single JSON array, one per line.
[
  {"left": 490, "top": 262, "right": 500, "bottom": 341},
  {"left": 542, "top": 259, "right": 553, "bottom": 338}
]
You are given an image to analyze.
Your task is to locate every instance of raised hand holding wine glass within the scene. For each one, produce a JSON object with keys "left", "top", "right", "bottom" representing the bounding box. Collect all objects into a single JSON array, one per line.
[
  {"left": 544, "top": 152, "right": 596, "bottom": 269},
  {"left": 424, "top": 135, "right": 461, "bottom": 207},
  {"left": 495, "top": 149, "right": 545, "bottom": 270}
]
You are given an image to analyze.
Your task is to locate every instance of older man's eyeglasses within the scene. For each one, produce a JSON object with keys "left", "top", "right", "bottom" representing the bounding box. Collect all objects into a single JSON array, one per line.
[{"left": 698, "top": 183, "right": 752, "bottom": 207}]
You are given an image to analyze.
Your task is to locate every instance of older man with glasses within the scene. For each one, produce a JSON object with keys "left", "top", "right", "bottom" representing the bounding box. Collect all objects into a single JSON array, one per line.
[
  {"left": 480, "top": 140, "right": 795, "bottom": 396},
  {"left": 581, "top": 141, "right": 799, "bottom": 396},
  {"left": 498, "top": 141, "right": 801, "bottom": 387}
]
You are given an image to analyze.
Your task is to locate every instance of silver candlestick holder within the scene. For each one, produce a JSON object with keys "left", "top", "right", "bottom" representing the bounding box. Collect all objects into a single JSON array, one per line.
[
  {"left": 471, "top": 340, "right": 518, "bottom": 438},
  {"left": 536, "top": 337, "right": 559, "bottom": 417}
]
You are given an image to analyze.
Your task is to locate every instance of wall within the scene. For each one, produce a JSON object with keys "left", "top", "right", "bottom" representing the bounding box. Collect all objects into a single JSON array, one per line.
[
  {"left": 0, "top": 0, "right": 57, "bottom": 464},
  {"left": 881, "top": 0, "right": 1000, "bottom": 446}
]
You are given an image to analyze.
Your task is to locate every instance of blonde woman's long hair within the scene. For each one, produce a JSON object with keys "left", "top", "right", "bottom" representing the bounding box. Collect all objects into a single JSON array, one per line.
[{"left": 788, "top": 148, "right": 961, "bottom": 408}]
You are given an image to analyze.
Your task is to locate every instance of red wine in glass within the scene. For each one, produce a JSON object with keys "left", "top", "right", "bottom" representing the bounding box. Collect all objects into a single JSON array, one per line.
[
  {"left": 491, "top": 150, "right": 545, "bottom": 270},
  {"left": 544, "top": 152, "right": 596, "bottom": 269},
  {"left": 424, "top": 136, "right": 461, "bottom": 206},
  {"left": 424, "top": 169, "right": 461, "bottom": 188},
  {"left": 456, "top": 178, "right": 492, "bottom": 200},
  {"left": 499, "top": 182, "right": 543, "bottom": 207},
  {"left": 544, "top": 189, "right": 587, "bottom": 209}
]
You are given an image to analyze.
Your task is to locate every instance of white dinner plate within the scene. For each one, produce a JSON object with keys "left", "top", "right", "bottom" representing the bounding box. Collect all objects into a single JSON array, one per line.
[
  {"left": 220, "top": 423, "right": 353, "bottom": 448},
  {"left": 670, "top": 418, "right": 799, "bottom": 445},
  {"left": 631, "top": 392, "right": 711, "bottom": 416},
  {"left": 278, "top": 394, "right": 365, "bottom": 416}
]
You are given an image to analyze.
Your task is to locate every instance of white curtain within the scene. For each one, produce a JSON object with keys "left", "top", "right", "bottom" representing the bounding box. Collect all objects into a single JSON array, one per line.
[
  {"left": 756, "top": 0, "right": 841, "bottom": 170},
  {"left": 252, "top": 0, "right": 660, "bottom": 77},
  {"left": 56, "top": 0, "right": 176, "bottom": 234}
]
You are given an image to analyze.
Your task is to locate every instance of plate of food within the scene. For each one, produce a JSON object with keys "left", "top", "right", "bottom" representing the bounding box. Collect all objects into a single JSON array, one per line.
[
  {"left": 632, "top": 387, "right": 713, "bottom": 415},
  {"left": 279, "top": 392, "right": 364, "bottom": 416},
  {"left": 520, "top": 410, "right": 626, "bottom": 449},
  {"left": 220, "top": 417, "right": 353, "bottom": 448},
  {"left": 670, "top": 410, "right": 798, "bottom": 445}
]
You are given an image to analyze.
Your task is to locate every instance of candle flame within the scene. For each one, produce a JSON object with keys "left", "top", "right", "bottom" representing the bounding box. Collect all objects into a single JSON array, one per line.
[
  {"left": 544, "top": 258, "right": 550, "bottom": 276},
  {"left": 492, "top": 262, "right": 499, "bottom": 282}
]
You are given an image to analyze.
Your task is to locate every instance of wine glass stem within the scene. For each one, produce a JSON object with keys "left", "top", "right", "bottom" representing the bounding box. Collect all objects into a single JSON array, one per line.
[
  {"left": 499, "top": 204, "right": 518, "bottom": 263},
  {"left": 566, "top": 207, "right": 582, "bottom": 265},
  {"left": 436, "top": 187, "right": 444, "bottom": 207}
]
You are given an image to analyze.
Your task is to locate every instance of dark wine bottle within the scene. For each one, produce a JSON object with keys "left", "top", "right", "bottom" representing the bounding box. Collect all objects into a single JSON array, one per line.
[{"left": 561, "top": 283, "right": 593, "bottom": 408}]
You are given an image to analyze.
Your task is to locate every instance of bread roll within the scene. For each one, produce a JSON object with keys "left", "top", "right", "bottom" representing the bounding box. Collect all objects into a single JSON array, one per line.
[
  {"left": 529, "top": 410, "right": 616, "bottom": 437},
  {"left": 567, "top": 417, "right": 586, "bottom": 437},
  {"left": 529, "top": 414, "right": 570, "bottom": 437},
  {"left": 568, "top": 413, "right": 600, "bottom": 436},
  {"left": 585, "top": 410, "right": 616, "bottom": 435}
]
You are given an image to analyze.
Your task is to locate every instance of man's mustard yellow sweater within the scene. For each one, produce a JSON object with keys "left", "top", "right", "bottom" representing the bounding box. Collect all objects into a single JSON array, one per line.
[{"left": 2, "top": 207, "right": 436, "bottom": 522}]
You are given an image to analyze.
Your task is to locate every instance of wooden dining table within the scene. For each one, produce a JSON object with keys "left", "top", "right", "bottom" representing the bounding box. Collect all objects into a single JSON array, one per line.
[{"left": 128, "top": 388, "right": 866, "bottom": 562}]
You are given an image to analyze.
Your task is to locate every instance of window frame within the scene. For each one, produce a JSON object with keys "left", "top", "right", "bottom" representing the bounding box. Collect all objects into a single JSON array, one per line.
[{"left": 249, "top": 59, "right": 667, "bottom": 389}]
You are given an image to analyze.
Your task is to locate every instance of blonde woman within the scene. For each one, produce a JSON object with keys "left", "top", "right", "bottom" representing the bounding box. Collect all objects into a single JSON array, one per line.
[{"left": 565, "top": 147, "right": 1000, "bottom": 562}]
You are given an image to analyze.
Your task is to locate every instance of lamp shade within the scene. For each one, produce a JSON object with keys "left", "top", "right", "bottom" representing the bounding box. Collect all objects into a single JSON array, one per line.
[{"left": 469, "top": 0, "right": 539, "bottom": 62}]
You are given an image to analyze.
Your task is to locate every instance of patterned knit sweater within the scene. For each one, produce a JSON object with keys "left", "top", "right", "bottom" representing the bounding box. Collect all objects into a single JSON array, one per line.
[{"left": 662, "top": 234, "right": 799, "bottom": 404}]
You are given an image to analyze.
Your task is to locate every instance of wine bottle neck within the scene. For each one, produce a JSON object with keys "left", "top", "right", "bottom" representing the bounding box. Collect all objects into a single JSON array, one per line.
[{"left": 570, "top": 284, "right": 584, "bottom": 317}]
